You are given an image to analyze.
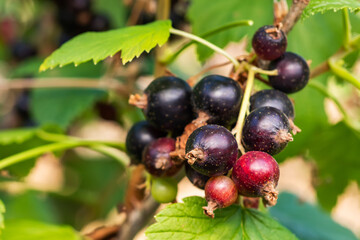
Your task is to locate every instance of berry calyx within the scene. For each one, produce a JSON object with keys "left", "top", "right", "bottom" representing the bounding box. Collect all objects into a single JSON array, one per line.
[
  {"left": 232, "top": 151, "right": 280, "bottom": 206},
  {"left": 185, "top": 125, "right": 238, "bottom": 176},
  {"left": 192, "top": 75, "right": 243, "bottom": 126},
  {"left": 252, "top": 25, "right": 287, "bottom": 61},
  {"left": 151, "top": 177, "right": 178, "bottom": 203},
  {"left": 268, "top": 52, "right": 310, "bottom": 93},
  {"left": 203, "top": 176, "right": 238, "bottom": 218},
  {"left": 143, "top": 138, "right": 182, "bottom": 177},
  {"left": 125, "top": 121, "right": 167, "bottom": 164},
  {"left": 242, "top": 106, "right": 293, "bottom": 155},
  {"left": 185, "top": 163, "right": 210, "bottom": 189}
]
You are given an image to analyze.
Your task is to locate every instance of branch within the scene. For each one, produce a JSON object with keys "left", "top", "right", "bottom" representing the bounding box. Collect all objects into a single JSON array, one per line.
[{"left": 281, "top": 0, "right": 310, "bottom": 34}]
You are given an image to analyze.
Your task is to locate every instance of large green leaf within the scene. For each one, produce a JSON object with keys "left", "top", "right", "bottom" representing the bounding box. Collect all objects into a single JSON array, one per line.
[
  {"left": 40, "top": 20, "right": 171, "bottom": 71},
  {"left": 30, "top": 88, "right": 106, "bottom": 129},
  {"left": 270, "top": 193, "right": 357, "bottom": 240},
  {"left": 145, "top": 196, "right": 297, "bottom": 240},
  {"left": 303, "top": 0, "right": 360, "bottom": 19},
  {"left": 2, "top": 219, "right": 81, "bottom": 240},
  {"left": 307, "top": 122, "right": 360, "bottom": 210}
]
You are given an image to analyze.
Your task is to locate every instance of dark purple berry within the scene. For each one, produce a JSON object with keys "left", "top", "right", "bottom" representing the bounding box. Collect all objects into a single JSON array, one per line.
[
  {"left": 268, "top": 52, "right": 310, "bottom": 93},
  {"left": 144, "top": 76, "right": 194, "bottom": 133},
  {"left": 232, "top": 151, "right": 279, "bottom": 206},
  {"left": 192, "top": 75, "right": 243, "bottom": 126},
  {"left": 185, "top": 125, "right": 238, "bottom": 176},
  {"left": 126, "top": 121, "right": 167, "bottom": 164},
  {"left": 252, "top": 25, "right": 287, "bottom": 61},
  {"left": 242, "top": 106, "right": 293, "bottom": 155},
  {"left": 185, "top": 163, "right": 210, "bottom": 189},
  {"left": 90, "top": 14, "right": 110, "bottom": 32},
  {"left": 11, "top": 41, "right": 37, "bottom": 61},
  {"left": 143, "top": 138, "right": 182, "bottom": 177},
  {"left": 203, "top": 176, "right": 238, "bottom": 218},
  {"left": 250, "top": 89, "right": 294, "bottom": 120}
]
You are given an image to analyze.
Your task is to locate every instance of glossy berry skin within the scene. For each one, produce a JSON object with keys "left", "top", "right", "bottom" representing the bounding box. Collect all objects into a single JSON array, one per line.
[
  {"left": 192, "top": 75, "right": 242, "bottom": 126},
  {"left": 242, "top": 107, "right": 292, "bottom": 155},
  {"left": 144, "top": 76, "right": 194, "bottom": 133},
  {"left": 185, "top": 125, "right": 238, "bottom": 176},
  {"left": 268, "top": 52, "right": 310, "bottom": 93},
  {"left": 252, "top": 25, "right": 287, "bottom": 61},
  {"left": 151, "top": 177, "right": 178, "bottom": 203},
  {"left": 203, "top": 176, "right": 238, "bottom": 218},
  {"left": 250, "top": 89, "right": 294, "bottom": 120},
  {"left": 185, "top": 163, "right": 210, "bottom": 189},
  {"left": 125, "top": 121, "right": 167, "bottom": 164},
  {"left": 143, "top": 138, "right": 182, "bottom": 177},
  {"left": 232, "top": 151, "right": 279, "bottom": 198}
]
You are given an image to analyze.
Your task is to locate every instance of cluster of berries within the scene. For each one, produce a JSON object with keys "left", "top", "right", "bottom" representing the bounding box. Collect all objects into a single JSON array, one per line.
[{"left": 126, "top": 24, "right": 309, "bottom": 217}]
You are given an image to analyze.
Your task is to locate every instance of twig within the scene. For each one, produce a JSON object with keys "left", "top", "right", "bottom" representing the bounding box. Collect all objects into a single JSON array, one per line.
[
  {"left": 86, "top": 225, "right": 120, "bottom": 240},
  {"left": 310, "top": 61, "right": 330, "bottom": 79},
  {"left": 281, "top": 0, "right": 310, "bottom": 34}
]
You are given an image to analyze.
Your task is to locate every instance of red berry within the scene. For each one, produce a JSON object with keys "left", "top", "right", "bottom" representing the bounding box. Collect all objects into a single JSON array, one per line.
[
  {"left": 232, "top": 151, "right": 280, "bottom": 206},
  {"left": 203, "top": 176, "right": 238, "bottom": 218},
  {"left": 143, "top": 138, "right": 182, "bottom": 177}
]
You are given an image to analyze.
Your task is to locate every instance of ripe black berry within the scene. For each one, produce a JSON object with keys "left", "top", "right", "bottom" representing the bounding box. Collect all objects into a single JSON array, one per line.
[
  {"left": 250, "top": 89, "right": 294, "bottom": 120},
  {"left": 252, "top": 25, "right": 287, "bottom": 61},
  {"left": 125, "top": 121, "right": 167, "bottom": 164},
  {"left": 232, "top": 151, "right": 279, "bottom": 206},
  {"left": 11, "top": 41, "right": 37, "bottom": 61},
  {"left": 192, "top": 75, "right": 242, "bottom": 126},
  {"left": 144, "top": 76, "right": 194, "bottom": 133},
  {"left": 242, "top": 106, "right": 293, "bottom": 155},
  {"left": 185, "top": 125, "right": 238, "bottom": 176},
  {"left": 268, "top": 52, "right": 310, "bottom": 93},
  {"left": 185, "top": 163, "right": 210, "bottom": 189},
  {"left": 203, "top": 176, "right": 238, "bottom": 218},
  {"left": 143, "top": 138, "right": 182, "bottom": 177}
]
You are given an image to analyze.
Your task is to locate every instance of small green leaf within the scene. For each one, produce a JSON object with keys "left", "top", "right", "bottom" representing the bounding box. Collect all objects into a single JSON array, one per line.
[
  {"left": 270, "top": 193, "right": 357, "bottom": 240},
  {"left": 145, "top": 196, "right": 297, "bottom": 240},
  {"left": 40, "top": 20, "right": 171, "bottom": 71},
  {"left": 0, "top": 128, "right": 37, "bottom": 145},
  {"left": 30, "top": 88, "right": 106, "bottom": 129},
  {"left": 2, "top": 219, "right": 81, "bottom": 240},
  {"left": 303, "top": 0, "right": 360, "bottom": 19}
]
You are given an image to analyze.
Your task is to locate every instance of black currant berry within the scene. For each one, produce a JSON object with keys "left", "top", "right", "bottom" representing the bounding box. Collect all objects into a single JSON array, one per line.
[
  {"left": 185, "top": 125, "right": 238, "bottom": 176},
  {"left": 252, "top": 25, "right": 287, "bottom": 61},
  {"left": 192, "top": 75, "right": 243, "bottom": 126},
  {"left": 11, "top": 41, "right": 37, "bottom": 61},
  {"left": 143, "top": 138, "right": 182, "bottom": 177},
  {"left": 268, "top": 52, "right": 310, "bottom": 93},
  {"left": 144, "top": 76, "right": 194, "bottom": 133},
  {"left": 250, "top": 89, "right": 294, "bottom": 120},
  {"left": 203, "top": 176, "right": 238, "bottom": 218},
  {"left": 125, "top": 121, "right": 167, "bottom": 164},
  {"left": 185, "top": 163, "right": 210, "bottom": 190},
  {"left": 232, "top": 151, "right": 279, "bottom": 206},
  {"left": 242, "top": 106, "right": 293, "bottom": 155}
]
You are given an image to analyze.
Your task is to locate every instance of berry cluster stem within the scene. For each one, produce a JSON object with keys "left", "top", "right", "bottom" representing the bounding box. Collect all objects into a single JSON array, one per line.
[{"left": 232, "top": 67, "right": 256, "bottom": 153}]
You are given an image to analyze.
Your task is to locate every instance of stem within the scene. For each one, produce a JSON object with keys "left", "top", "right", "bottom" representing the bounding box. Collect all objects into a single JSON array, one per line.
[
  {"left": 162, "top": 20, "right": 253, "bottom": 64},
  {"left": 308, "top": 81, "right": 360, "bottom": 132},
  {"left": 169, "top": 28, "right": 240, "bottom": 71},
  {"left": 232, "top": 67, "right": 256, "bottom": 154},
  {"left": 244, "top": 63, "right": 278, "bottom": 76},
  {"left": 342, "top": 8, "right": 352, "bottom": 50},
  {"left": 328, "top": 57, "right": 360, "bottom": 90},
  {"left": 281, "top": 0, "right": 310, "bottom": 34}
]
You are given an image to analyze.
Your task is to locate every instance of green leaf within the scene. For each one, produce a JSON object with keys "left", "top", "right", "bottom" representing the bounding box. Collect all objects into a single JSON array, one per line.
[
  {"left": 2, "top": 219, "right": 81, "bottom": 240},
  {"left": 40, "top": 20, "right": 171, "bottom": 71},
  {"left": 303, "top": 0, "right": 360, "bottom": 19},
  {"left": 0, "top": 199, "right": 5, "bottom": 234},
  {"left": 145, "top": 196, "right": 297, "bottom": 240},
  {"left": 270, "top": 192, "right": 357, "bottom": 240},
  {"left": 30, "top": 88, "right": 106, "bottom": 129},
  {"left": 0, "top": 128, "right": 37, "bottom": 145},
  {"left": 307, "top": 122, "right": 360, "bottom": 210}
]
